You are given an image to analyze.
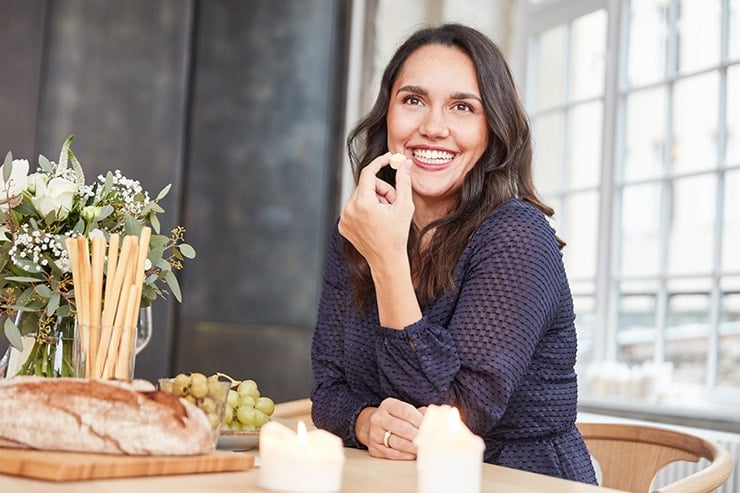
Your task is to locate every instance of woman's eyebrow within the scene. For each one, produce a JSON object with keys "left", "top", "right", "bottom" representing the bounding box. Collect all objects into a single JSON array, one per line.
[{"left": 396, "top": 85, "right": 482, "bottom": 103}]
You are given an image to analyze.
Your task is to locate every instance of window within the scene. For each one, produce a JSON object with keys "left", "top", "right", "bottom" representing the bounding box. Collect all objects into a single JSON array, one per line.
[{"left": 519, "top": 0, "right": 740, "bottom": 413}]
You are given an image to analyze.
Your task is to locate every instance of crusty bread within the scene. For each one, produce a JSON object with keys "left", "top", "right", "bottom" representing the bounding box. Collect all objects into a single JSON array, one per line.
[{"left": 0, "top": 377, "right": 213, "bottom": 455}]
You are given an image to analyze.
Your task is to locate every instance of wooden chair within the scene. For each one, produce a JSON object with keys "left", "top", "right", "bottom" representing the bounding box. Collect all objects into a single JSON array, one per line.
[
  {"left": 576, "top": 422, "right": 734, "bottom": 493},
  {"left": 272, "top": 397, "right": 313, "bottom": 425}
]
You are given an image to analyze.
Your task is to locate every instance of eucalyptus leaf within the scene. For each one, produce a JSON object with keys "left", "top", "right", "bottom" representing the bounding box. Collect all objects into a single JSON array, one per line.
[
  {"left": 4, "top": 317, "right": 24, "bottom": 351},
  {"left": 5, "top": 276, "right": 44, "bottom": 283},
  {"left": 2, "top": 152, "right": 12, "bottom": 181},
  {"left": 150, "top": 214, "right": 160, "bottom": 233},
  {"left": 148, "top": 235, "right": 169, "bottom": 248},
  {"left": 97, "top": 205, "right": 114, "bottom": 221},
  {"left": 124, "top": 216, "right": 142, "bottom": 236},
  {"left": 155, "top": 183, "right": 171, "bottom": 201},
  {"left": 46, "top": 292, "right": 60, "bottom": 316},
  {"left": 163, "top": 270, "right": 182, "bottom": 302},
  {"left": 34, "top": 284, "right": 53, "bottom": 298},
  {"left": 39, "top": 154, "right": 52, "bottom": 173},
  {"left": 178, "top": 243, "right": 196, "bottom": 259}
]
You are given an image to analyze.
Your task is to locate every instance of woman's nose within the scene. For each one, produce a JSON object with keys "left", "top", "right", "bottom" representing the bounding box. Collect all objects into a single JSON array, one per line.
[{"left": 419, "top": 108, "right": 450, "bottom": 138}]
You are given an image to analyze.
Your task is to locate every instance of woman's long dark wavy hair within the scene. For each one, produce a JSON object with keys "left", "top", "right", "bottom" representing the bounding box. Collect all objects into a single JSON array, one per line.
[{"left": 344, "top": 23, "right": 561, "bottom": 309}]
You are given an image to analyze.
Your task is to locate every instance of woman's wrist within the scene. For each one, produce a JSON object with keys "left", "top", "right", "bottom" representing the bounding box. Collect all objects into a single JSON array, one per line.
[{"left": 354, "top": 406, "right": 376, "bottom": 447}]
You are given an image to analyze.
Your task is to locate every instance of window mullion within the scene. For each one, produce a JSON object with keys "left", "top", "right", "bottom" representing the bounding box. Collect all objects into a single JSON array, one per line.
[{"left": 598, "top": 0, "right": 623, "bottom": 362}]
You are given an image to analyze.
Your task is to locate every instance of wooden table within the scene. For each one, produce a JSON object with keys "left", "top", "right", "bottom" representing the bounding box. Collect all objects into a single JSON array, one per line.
[{"left": 0, "top": 447, "right": 624, "bottom": 492}]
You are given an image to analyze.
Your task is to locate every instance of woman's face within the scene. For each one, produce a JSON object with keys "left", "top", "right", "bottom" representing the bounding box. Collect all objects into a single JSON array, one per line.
[{"left": 387, "top": 43, "right": 488, "bottom": 213}]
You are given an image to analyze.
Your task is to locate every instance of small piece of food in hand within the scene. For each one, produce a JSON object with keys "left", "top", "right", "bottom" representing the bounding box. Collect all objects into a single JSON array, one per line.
[{"left": 389, "top": 153, "right": 406, "bottom": 169}]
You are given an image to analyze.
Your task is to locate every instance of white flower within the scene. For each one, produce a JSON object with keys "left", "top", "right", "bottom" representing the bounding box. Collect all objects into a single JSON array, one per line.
[
  {"left": 0, "top": 159, "right": 30, "bottom": 211},
  {"left": 30, "top": 174, "right": 78, "bottom": 222}
]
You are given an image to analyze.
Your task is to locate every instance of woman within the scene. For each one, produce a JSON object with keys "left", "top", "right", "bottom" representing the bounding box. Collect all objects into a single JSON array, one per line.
[{"left": 310, "top": 23, "right": 596, "bottom": 484}]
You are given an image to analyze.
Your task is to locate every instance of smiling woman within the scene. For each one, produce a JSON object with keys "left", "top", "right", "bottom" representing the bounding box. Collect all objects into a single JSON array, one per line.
[{"left": 310, "top": 23, "right": 597, "bottom": 485}]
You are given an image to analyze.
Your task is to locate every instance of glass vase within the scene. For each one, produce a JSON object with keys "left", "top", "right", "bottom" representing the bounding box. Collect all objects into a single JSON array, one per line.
[
  {"left": 1, "top": 306, "right": 153, "bottom": 379},
  {"left": 1, "top": 313, "right": 80, "bottom": 378}
]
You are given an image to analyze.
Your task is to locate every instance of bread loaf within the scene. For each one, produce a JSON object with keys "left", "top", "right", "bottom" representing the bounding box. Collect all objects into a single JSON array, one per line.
[{"left": 0, "top": 377, "right": 213, "bottom": 455}]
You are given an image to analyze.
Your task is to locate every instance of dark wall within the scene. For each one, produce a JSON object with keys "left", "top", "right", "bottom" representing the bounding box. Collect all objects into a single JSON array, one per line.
[{"left": 0, "top": 0, "right": 348, "bottom": 402}]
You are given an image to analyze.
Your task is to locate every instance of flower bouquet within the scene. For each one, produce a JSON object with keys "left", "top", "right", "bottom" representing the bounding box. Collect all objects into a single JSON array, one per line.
[{"left": 0, "top": 136, "right": 195, "bottom": 377}]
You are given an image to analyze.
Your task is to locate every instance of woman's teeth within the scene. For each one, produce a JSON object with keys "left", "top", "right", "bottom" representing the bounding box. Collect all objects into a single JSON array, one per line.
[{"left": 413, "top": 149, "right": 454, "bottom": 164}]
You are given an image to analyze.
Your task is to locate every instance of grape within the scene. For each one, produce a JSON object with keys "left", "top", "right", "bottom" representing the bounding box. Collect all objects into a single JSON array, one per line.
[
  {"left": 255, "top": 396, "right": 275, "bottom": 416},
  {"left": 237, "top": 379, "right": 259, "bottom": 400},
  {"left": 215, "top": 374, "right": 276, "bottom": 432},
  {"left": 159, "top": 372, "right": 232, "bottom": 442}
]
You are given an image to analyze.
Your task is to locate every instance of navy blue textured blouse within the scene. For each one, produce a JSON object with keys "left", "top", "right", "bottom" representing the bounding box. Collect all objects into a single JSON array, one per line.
[{"left": 310, "top": 199, "right": 597, "bottom": 484}]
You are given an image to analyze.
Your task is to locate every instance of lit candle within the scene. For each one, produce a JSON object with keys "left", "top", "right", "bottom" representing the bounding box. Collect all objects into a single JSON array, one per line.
[
  {"left": 258, "top": 420, "right": 345, "bottom": 492},
  {"left": 414, "top": 404, "right": 485, "bottom": 493}
]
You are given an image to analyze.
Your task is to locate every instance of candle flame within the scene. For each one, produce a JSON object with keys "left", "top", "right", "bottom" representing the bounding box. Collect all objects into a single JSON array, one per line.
[
  {"left": 448, "top": 406, "right": 462, "bottom": 432},
  {"left": 296, "top": 420, "right": 308, "bottom": 445}
]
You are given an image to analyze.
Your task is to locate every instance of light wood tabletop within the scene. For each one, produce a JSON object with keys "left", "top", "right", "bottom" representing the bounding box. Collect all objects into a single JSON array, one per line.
[{"left": 0, "top": 447, "right": 625, "bottom": 492}]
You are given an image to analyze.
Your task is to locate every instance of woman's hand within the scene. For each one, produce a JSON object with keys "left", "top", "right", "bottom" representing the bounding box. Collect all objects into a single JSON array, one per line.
[
  {"left": 339, "top": 153, "right": 421, "bottom": 329},
  {"left": 338, "top": 152, "right": 414, "bottom": 268},
  {"left": 355, "top": 397, "right": 424, "bottom": 460}
]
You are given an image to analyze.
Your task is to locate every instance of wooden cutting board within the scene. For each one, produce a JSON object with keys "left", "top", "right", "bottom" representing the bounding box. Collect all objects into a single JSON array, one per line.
[{"left": 0, "top": 447, "right": 254, "bottom": 482}]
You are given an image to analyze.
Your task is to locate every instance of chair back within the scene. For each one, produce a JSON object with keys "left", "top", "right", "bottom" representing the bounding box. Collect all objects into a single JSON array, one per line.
[
  {"left": 577, "top": 422, "right": 734, "bottom": 493},
  {"left": 272, "top": 397, "right": 313, "bottom": 425}
]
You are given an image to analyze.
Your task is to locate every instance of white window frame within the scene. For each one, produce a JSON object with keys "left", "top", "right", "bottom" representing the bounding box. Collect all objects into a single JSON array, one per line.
[{"left": 514, "top": 0, "right": 740, "bottom": 420}]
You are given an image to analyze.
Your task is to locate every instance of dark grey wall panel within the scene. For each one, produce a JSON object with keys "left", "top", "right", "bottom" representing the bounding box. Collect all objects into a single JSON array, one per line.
[
  {"left": 0, "top": 0, "right": 46, "bottom": 158},
  {"left": 0, "top": 0, "right": 347, "bottom": 400},
  {"left": 176, "top": 0, "right": 347, "bottom": 401}
]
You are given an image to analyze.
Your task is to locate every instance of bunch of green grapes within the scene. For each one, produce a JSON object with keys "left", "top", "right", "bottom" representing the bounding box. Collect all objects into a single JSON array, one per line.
[
  {"left": 160, "top": 372, "right": 231, "bottom": 430},
  {"left": 221, "top": 378, "right": 275, "bottom": 431}
]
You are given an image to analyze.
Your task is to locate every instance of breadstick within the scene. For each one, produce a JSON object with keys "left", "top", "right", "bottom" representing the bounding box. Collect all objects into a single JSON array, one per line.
[
  {"left": 88, "top": 236, "right": 106, "bottom": 377},
  {"left": 98, "top": 236, "right": 137, "bottom": 378}
]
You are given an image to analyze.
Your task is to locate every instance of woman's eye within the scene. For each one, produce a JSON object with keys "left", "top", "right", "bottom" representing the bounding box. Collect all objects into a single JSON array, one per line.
[
  {"left": 402, "top": 95, "right": 423, "bottom": 106},
  {"left": 453, "top": 102, "right": 474, "bottom": 112}
]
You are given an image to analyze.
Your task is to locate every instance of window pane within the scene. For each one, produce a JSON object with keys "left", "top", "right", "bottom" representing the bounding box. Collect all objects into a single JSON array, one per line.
[
  {"left": 622, "top": 87, "right": 667, "bottom": 181},
  {"left": 668, "top": 175, "right": 716, "bottom": 274},
  {"left": 532, "top": 112, "right": 564, "bottom": 193},
  {"left": 672, "top": 72, "right": 719, "bottom": 173},
  {"left": 676, "top": 0, "right": 721, "bottom": 73},
  {"left": 535, "top": 26, "right": 567, "bottom": 109},
  {"left": 723, "top": 169, "right": 740, "bottom": 270},
  {"left": 567, "top": 101, "right": 602, "bottom": 188},
  {"left": 617, "top": 290, "right": 657, "bottom": 367},
  {"left": 619, "top": 183, "right": 662, "bottom": 276},
  {"left": 570, "top": 10, "right": 607, "bottom": 101},
  {"left": 730, "top": 0, "right": 740, "bottom": 60},
  {"left": 666, "top": 292, "right": 709, "bottom": 385},
  {"left": 719, "top": 290, "right": 740, "bottom": 387},
  {"left": 727, "top": 65, "right": 739, "bottom": 164},
  {"left": 573, "top": 284, "right": 596, "bottom": 369},
  {"left": 562, "top": 191, "right": 599, "bottom": 279},
  {"left": 627, "top": 0, "right": 669, "bottom": 86}
]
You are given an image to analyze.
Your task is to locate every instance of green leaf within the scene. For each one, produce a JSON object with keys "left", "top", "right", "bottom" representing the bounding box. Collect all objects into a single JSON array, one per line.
[
  {"left": 148, "top": 234, "right": 169, "bottom": 248},
  {"left": 46, "top": 292, "right": 60, "bottom": 316},
  {"left": 178, "top": 243, "right": 196, "bottom": 259},
  {"left": 5, "top": 276, "right": 44, "bottom": 283},
  {"left": 2, "top": 156, "right": 12, "bottom": 182},
  {"left": 4, "top": 317, "right": 24, "bottom": 351},
  {"left": 39, "top": 154, "right": 52, "bottom": 173},
  {"left": 163, "top": 270, "right": 182, "bottom": 302},
  {"left": 150, "top": 214, "right": 160, "bottom": 234},
  {"left": 58, "top": 135, "right": 74, "bottom": 170},
  {"left": 34, "top": 284, "right": 53, "bottom": 298},
  {"left": 156, "top": 183, "right": 172, "bottom": 201},
  {"left": 124, "top": 216, "right": 142, "bottom": 236},
  {"left": 97, "top": 205, "right": 114, "bottom": 221}
]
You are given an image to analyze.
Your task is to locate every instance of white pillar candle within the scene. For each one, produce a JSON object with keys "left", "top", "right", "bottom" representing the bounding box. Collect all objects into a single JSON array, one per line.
[
  {"left": 414, "top": 405, "right": 485, "bottom": 493},
  {"left": 258, "top": 420, "right": 345, "bottom": 493}
]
